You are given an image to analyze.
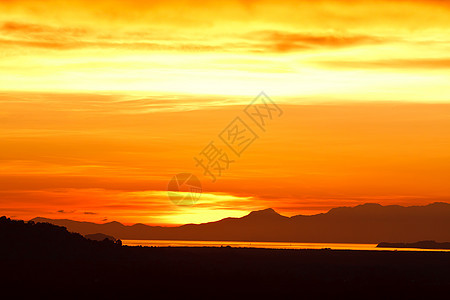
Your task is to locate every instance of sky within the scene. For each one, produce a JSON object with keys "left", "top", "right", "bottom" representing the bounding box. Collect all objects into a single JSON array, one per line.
[{"left": 0, "top": 0, "right": 449, "bottom": 225}]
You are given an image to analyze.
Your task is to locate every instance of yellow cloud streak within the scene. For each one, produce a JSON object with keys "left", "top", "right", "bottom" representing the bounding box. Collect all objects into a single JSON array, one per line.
[{"left": 0, "top": 0, "right": 449, "bottom": 99}]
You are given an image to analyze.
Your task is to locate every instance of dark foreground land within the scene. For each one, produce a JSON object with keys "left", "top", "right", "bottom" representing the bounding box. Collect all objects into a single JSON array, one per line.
[{"left": 1, "top": 217, "right": 449, "bottom": 298}]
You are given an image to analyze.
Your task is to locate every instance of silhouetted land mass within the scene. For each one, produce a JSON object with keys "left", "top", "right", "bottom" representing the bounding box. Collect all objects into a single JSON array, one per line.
[
  {"left": 0, "top": 216, "right": 122, "bottom": 259},
  {"left": 378, "top": 240, "right": 450, "bottom": 250},
  {"left": 85, "top": 233, "right": 117, "bottom": 242},
  {"left": 1, "top": 216, "right": 449, "bottom": 297},
  {"left": 32, "top": 202, "right": 450, "bottom": 243}
]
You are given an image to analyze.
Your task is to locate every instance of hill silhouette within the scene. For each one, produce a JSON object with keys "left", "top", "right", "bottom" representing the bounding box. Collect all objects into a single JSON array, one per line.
[
  {"left": 0, "top": 216, "right": 121, "bottom": 260},
  {"left": 32, "top": 202, "right": 450, "bottom": 243}
]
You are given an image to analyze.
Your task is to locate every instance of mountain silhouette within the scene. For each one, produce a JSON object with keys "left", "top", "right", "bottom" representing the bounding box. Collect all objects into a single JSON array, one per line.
[{"left": 31, "top": 202, "right": 450, "bottom": 243}]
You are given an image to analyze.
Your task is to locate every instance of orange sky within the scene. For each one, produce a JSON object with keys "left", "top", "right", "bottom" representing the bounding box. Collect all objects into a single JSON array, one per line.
[{"left": 1, "top": 0, "right": 450, "bottom": 225}]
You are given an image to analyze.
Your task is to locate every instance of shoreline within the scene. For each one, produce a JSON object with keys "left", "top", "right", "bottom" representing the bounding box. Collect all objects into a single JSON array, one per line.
[{"left": 122, "top": 239, "right": 450, "bottom": 252}]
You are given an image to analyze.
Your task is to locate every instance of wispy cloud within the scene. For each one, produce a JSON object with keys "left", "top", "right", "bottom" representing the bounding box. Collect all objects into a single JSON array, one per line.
[
  {"left": 248, "top": 31, "right": 389, "bottom": 53},
  {"left": 315, "top": 58, "right": 450, "bottom": 69}
]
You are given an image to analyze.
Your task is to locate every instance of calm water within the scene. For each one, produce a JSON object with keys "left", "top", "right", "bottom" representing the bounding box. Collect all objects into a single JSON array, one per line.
[{"left": 122, "top": 240, "right": 450, "bottom": 252}]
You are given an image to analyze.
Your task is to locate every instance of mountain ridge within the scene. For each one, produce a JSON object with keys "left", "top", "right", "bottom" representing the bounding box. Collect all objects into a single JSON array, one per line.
[{"left": 30, "top": 202, "right": 450, "bottom": 243}]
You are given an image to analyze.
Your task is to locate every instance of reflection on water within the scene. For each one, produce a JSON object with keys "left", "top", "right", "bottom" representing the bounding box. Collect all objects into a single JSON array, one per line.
[{"left": 122, "top": 240, "right": 450, "bottom": 252}]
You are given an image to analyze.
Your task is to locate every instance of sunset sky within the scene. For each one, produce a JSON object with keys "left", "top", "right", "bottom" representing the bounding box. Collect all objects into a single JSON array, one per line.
[{"left": 1, "top": 0, "right": 450, "bottom": 225}]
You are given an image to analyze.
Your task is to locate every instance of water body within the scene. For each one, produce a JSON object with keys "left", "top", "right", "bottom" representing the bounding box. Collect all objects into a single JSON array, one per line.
[{"left": 122, "top": 240, "right": 450, "bottom": 252}]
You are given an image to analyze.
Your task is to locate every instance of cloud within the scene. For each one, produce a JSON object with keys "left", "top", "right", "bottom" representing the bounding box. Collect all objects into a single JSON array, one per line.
[
  {"left": 0, "top": 21, "right": 392, "bottom": 54},
  {"left": 57, "top": 209, "right": 75, "bottom": 213},
  {"left": 83, "top": 211, "right": 97, "bottom": 215},
  {"left": 1, "top": 22, "right": 47, "bottom": 33},
  {"left": 248, "top": 31, "right": 389, "bottom": 53},
  {"left": 0, "top": 36, "right": 223, "bottom": 52},
  {"left": 315, "top": 58, "right": 450, "bottom": 69}
]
